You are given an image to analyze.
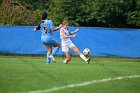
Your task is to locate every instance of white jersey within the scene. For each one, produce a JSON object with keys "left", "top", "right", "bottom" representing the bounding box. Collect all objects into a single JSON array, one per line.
[{"left": 60, "top": 27, "right": 72, "bottom": 46}]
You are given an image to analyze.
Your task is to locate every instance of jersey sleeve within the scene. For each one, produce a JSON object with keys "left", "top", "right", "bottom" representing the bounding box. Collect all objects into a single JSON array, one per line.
[
  {"left": 36, "top": 21, "right": 44, "bottom": 30},
  {"left": 36, "top": 23, "right": 41, "bottom": 30},
  {"left": 49, "top": 20, "right": 54, "bottom": 29}
]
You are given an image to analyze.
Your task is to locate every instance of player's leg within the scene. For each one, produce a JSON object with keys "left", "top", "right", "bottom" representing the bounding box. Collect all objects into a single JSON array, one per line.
[
  {"left": 52, "top": 41, "right": 60, "bottom": 56},
  {"left": 70, "top": 43, "right": 90, "bottom": 64},
  {"left": 62, "top": 46, "right": 71, "bottom": 64},
  {"left": 44, "top": 45, "right": 52, "bottom": 64},
  {"left": 41, "top": 38, "right": 53, "bottom": 64},
  {"left": 49, "top": 40, "right": 60, "bottom": 62},
  {"left": 63, "top": 51, "right": 71, "bottom": 64}
]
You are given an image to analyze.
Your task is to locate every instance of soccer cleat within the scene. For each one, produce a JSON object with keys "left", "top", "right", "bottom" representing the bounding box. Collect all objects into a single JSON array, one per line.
[
  {"left": 86, "top": 57, "right": 91, "bottom": 64},
  {"left": 63, "top": 61, "right": 69, "bottom": 64},
  {"left": 49, "top": 55, "right": 56, "bottom": 63},
  {"left": 46, "top": 62, "right": 50, "bottom": 65}
]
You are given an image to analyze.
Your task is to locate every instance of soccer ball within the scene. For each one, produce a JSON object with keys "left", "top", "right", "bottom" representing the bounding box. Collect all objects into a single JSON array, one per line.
[{"left": 83, "top": 48, "right": 90, "bottom": 56}]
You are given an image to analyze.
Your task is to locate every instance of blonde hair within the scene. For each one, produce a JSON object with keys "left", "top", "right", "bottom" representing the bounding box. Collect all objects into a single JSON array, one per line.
[{"left": 62, "top": 21, "right": 69, "bottom": 25}]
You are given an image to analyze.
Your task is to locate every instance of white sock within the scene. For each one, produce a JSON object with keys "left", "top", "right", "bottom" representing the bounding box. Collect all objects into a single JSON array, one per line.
[
  {"left": 64, "top": 59, "right": 67, "bottom": 63},
  {"left": 79, "top": 53, "right": 88, "bottom": 62}
]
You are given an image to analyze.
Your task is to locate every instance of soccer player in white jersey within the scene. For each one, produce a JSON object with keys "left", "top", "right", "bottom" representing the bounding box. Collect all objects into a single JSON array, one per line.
[
  {"left": 34, "top": 11, "right": 62, "bottom": 64},
  {"left": 60, "top": 21, "right": 90, "bottom": 64}
]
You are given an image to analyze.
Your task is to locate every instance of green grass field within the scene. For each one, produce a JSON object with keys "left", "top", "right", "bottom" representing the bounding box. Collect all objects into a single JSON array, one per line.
[{"left": 0, "top": 55, "right": 140, "bottom": 93}]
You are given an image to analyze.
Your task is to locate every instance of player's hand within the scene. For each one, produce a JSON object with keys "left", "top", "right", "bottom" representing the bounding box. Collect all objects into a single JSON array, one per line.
[
  {"left": 34, "top": 27, "right": 37, "bottom": 32},
  {"left": 73, "top": 34, "right": 76, "bottom": 38},
  {"left": 75, "top": 28, "right": 79, "bottom": 32}
]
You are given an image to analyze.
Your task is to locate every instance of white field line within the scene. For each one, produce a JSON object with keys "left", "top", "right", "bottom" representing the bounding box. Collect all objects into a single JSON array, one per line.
[{"left": 25, "top": 75, "right": 140, "bottom": 93}]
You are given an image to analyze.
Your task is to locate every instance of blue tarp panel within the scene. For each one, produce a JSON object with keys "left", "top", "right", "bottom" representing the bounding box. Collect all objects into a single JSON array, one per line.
[{"left": 0, "top": 26, "right": 140, "bottom": 58}]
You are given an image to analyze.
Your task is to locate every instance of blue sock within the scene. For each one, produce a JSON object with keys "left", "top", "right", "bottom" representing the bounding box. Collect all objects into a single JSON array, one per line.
[
  {"left": 47, "top": 53, "right": 51, "bottom": 64},
  {"left": 52, "top": 47, "right": 59, "bottom": 56}
]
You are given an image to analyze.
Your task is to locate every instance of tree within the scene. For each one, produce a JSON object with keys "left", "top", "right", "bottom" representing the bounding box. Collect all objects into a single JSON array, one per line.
[
  {"left": 78, "top": 0, "right": 138, "bottom": 27},
  {"left": 47, "top": 0, "right": 83, "bottom": 26},
  {"left": 0, "top": 0, "right": 139, "bottom": 28},
  {"left": 126, "top": 0, "right": 140, "bottom": 27},
  {"left": 0, "top": 0, "right": 36, "bottom": 25}
]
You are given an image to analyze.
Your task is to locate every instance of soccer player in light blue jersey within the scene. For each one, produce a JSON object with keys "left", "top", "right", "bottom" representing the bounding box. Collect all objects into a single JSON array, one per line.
[{"left": 34, "top": 11, "right": 62, "bottom": 64}]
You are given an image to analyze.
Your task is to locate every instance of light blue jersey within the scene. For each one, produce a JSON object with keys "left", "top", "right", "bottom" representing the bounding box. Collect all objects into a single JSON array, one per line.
[
  {"left": 40, "top": 20, "right": 54, "bottom": 39},
  {"left": 36, "top": 20, "right": 57, "bottom": 46}
]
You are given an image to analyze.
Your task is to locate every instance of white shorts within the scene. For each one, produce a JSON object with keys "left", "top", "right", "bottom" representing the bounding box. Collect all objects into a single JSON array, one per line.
[{"left": 62, "top": 42, "right": 75, "bottom": 52}]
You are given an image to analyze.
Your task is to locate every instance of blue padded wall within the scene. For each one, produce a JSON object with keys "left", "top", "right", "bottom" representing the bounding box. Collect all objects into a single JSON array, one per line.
[{"left": 0, "top": 26, "right": 140, "bottom": 58}]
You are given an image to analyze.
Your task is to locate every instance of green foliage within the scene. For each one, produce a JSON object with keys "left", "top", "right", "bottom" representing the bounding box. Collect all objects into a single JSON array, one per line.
[
  {"left": 0, "top": 0, "right": 139, "bottom": 28},
  {"left": 78, "top": 0, "right": 139, "bottom": 27},
  {"left": 0, "top": 0, "right": 37, "bottom": 25},
  {"left": 127, "top": 11, "right": 140, "bottom": 27},
  {"left": 47, "top": 0, "right": 65, "bottom": 25},
  {"left": 126, "top": 0, "right": 140, "bottom": 27},
  {"left": 0, "top": 0, "right": 3, "bottom": 4},
  {"left": 47, "top": 0, "right": 83, "bottom": 26}
]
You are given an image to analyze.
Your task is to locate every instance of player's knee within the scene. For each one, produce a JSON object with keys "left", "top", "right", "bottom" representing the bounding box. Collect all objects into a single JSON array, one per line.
[
  {"left": 47, "top": 49, "right": 52, "bottom": 54},
  {"left": 66, "top": 57, "right": 71, "bottom": 62},
  {"left": 76, "top": 50, "right": 80, "bottom": 55},
  {"left": 73, "top": 47, "right": 80, "bottom": 55},
  {"left": 55, "top": 44, "right": 60, "bottom": 48},
  {"left": 48, "top": 51, "right": 51, "bottom": 54},
  {"left": 57, "top": 45, "right": 60, "bottom": 48}
]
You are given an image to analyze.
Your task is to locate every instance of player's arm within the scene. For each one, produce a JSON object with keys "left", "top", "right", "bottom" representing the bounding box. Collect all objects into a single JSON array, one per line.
[
  {"left": 51, "top": 24, "right": 62, "bottom": 32},
  {"left": 49, "top": 20, "right": 62, "bottom": 32},
  {"left": 34, "top": 22, "right": 42, "bottom": 32},
  {"left": 69, "top": 28, "right": 79, "bottom": 35},
  {"left": 61, "top": 29, "right": 76, "bottom": 38}
]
